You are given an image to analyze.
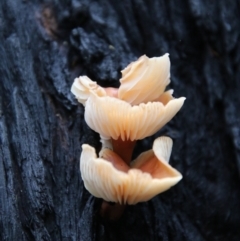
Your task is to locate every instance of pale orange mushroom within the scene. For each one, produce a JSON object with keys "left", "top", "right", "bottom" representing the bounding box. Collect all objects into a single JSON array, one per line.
[
  {"left": 84, "top": 92, "right": 185, "bottom": 142},
  {"left": 80, "top": 136, "right": 182, "bottom": 205},
  {"left": 118, "top": 54, "right": 171, "bottom": 105},
  {"left": 71, "top": 54, "right": 185, "bottom": 215},
  {"left": 72, "top": 54, "right": 185, "bottom": 144}
]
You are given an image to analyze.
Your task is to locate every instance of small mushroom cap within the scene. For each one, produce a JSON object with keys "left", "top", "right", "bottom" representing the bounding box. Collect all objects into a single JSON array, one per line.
[
  {"left": 71, "top": 76, "right": 106, "bottom": 106},
  {"left": 85, "top": 93, "right": 185, "bottom": 141},
  {"left": 80, "top": 136, "right": 182, "bottom": 204},
  {"left": 118, "top": 54, "right": 170, "bottom": 105}
]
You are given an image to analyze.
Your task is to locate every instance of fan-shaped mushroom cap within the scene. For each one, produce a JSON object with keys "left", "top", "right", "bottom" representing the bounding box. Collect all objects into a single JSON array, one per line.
[
  {"left": 71, "top": 76, "right": 106, "bottom": 106},
  {"left": 80, "top": 136, "right": 182, "bottom": 204},
  {"left": 118, "top": 54, "right": 170, "bottom": 105},
  {"left": 85, "top": 93, "right": 185, "bottom": 141}
]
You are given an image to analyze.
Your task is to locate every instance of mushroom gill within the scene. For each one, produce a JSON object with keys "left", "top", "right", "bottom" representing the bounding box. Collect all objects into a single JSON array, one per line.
[
  {"left": 80, "top": 136, "right": 182, "bottom": 205},
  {"left": 84, "top": 92, "right": 185, "bottom": 141}
]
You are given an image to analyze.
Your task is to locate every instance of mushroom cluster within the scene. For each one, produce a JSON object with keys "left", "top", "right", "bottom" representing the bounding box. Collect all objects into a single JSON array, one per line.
[{"left": 71, "top": 54, "right": 185, "bottom": 206}]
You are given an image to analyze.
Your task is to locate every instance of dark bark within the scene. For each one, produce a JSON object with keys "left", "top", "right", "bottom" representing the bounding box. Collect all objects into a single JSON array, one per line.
[{"left": 1, "top": 0, "right": 240, "bottom": 240}]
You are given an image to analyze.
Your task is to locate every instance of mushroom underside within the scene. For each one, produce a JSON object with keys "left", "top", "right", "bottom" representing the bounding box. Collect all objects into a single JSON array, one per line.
[
  {"left": 85, "top": 93, "right": 186, "bottom": 141},
  {"left": 80, "top": 137, "right": 182, "bottom": 204}
]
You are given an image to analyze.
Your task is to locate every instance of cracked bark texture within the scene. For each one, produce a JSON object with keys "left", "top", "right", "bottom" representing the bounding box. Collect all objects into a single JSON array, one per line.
[{"left": 1, "top": 0, "right": 240, "bottom": 240}]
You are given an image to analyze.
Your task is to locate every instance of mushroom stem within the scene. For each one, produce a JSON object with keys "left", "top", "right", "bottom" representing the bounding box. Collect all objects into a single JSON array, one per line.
[
  {"left": 111, "top": 138, "right": 136, "bottom": 165},
  {"left": 100, "top": 201, "right": 126, "bottom": 221},
  {"left": 100, "top": 137, "right": 136, "bottom": 220}
]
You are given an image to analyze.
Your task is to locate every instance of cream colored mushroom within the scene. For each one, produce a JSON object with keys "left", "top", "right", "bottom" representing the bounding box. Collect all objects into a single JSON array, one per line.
[
  {"left": 85, "top": 92, "right": 185, "bottom": 141},
  {"left": 71, "top": 76, "right": 107, "bottom": 106},
  {"left": 71, "top": 54, "right": 185, "bottom": 143},
  {"left": 118, "top": 54, "right": 170, "bottom": 105},
  {"left": 80, "top": 136, "right": 182, "bottom": 205}
]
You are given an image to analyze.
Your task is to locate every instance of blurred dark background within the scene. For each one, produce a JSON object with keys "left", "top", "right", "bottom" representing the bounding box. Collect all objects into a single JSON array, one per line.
[{"left": 1, "top": 0, "right": 240, "bottom": 240}]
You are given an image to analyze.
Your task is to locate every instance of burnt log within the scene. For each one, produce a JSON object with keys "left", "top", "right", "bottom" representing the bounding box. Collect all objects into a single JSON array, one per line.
[{"left": 1, "top": 0, "right": 240, "bottom": 240}]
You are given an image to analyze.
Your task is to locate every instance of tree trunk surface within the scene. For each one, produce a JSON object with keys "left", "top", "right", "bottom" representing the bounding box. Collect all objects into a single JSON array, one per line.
[{"left": 1, "top": 0, "right": 240, "bottom": 240}]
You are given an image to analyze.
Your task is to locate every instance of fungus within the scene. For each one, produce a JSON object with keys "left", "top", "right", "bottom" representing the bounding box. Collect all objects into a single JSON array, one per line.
[
  {"left": 118, "top": 54, "right": 171, "bottom": 105},
  {"left": 71, "top": 54, "right": 185, "bottom": 152},
  {"left": 70, "top": 76, "right": 106, "bottom": 106},
  {"left": 84, "top": 91, "right": 185, "bottom": 142},
  {"left": 71, "top": 54, "right": 185, "bottom": 219},
  {"left": 80, "top": 136, "right": 182, "bottom": 204}
]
